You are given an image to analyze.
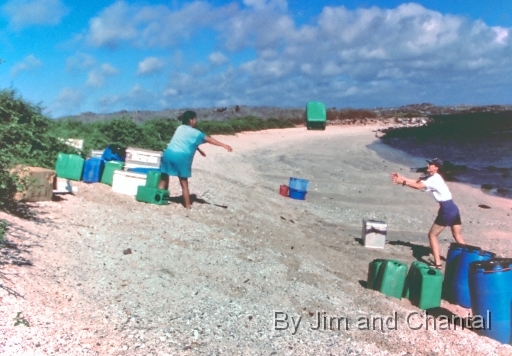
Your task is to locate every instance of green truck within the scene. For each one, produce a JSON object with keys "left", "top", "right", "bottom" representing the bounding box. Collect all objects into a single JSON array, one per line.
[{"left": 306, "top": 101, "right": 326, "bottom": 130}]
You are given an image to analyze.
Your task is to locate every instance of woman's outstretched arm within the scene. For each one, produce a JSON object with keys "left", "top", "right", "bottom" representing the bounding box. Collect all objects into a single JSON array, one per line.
[
  {"left": 205, "top": 136, "right": 233, "bottom": 152},
  {"left": 390, "top": 172, "right": 426, "bottom": 189}
]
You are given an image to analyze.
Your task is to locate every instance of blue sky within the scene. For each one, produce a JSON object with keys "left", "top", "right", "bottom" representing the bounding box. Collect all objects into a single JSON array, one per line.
[{"left": 1, "top": 0, "right": 511, "bottom": 118}]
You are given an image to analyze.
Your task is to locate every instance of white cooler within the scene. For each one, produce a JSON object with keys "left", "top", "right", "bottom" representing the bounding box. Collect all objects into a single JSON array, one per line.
[
  {"left": 112, "top": 170, "right": 146, "bottom": 196},
  {"left": 362, "top": 219, "right": 387, "bottom": 249},
  {"left": 124, "top": 147, "right": 162, "bottom": 170}
]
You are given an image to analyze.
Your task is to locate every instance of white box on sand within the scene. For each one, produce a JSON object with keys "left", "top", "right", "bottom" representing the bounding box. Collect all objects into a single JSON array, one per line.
[
  {"left": 112, "top": 170, "right": 146, "bottom": 196},
  {"left": 124, "top": 147, "right": 162, "bottom": 170},
  {"left": 362, "top": 220, "right": 387, "bottom": 249}
]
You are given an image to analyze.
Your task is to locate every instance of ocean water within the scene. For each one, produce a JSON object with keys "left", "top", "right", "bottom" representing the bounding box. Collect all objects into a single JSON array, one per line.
[{"left": 377, "top": 112, "right": 512, "bottom": 199}]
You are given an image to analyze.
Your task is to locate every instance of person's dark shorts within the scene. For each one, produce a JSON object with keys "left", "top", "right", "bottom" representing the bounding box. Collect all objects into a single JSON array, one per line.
[{"left": 434, "top": 200, "right": 462, "bottom": 226}]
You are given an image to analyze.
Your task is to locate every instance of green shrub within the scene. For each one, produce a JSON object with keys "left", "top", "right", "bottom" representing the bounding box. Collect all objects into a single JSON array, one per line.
[
  {"left": 0, "top": 219, "right": 7, "bottom": 243},
  {"left": 0, "top": 89, "right": 72, "bottom": 209}
]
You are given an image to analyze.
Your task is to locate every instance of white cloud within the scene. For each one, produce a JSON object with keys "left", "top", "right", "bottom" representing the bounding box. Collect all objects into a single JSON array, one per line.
[
  {"left": 137, "top": 57, "right": 165, "bottom": 76},
  {"left": 98, "top": 85, "right": 158, "bottom": 111},
  {"left": 163, "top": 88, "right": 178, "bottom": 97},
  {"left": 209, "top": 52, "right": 228, "bottom": 66},
  {"left": 49, "top": 88, "right": 84, "bottom": 117},
  {"left": 1, "top": 0, "right": 69, "bottom": 29},
  {"left": 85, "top": 1, "right": 235, "bottom": 49},
  {"left": 71, "top": 2, "right": 512, "bottom": 113},
  {"left": 66, "top": 53, "right": 97, "bottom": 72},
  {"left": 86, "top": 63, "right": 119, "bottom": 87},
  {"left": 242, "top": 0, "right": 287, "bottom": 11},
  {"left": 11, "top": 54, "right": 42, "bottom": 76}
]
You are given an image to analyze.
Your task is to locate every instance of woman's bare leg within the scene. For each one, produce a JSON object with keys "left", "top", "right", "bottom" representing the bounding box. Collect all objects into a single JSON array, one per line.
[
  {"left": 451, "top": 224, "right": 465, "bottom": 244},
  {"left": 428, "top": 223, "right": 445, "bottom": 265},
  {"left": 158, "top": 173, "right": 169, "bottom": 190},
  {"left": 179, "top": 177, "right": 191, "bottom": 209}
]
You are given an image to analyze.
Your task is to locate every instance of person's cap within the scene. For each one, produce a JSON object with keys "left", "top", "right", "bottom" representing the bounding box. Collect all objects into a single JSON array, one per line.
[
  {"left": 426, "top": 158, "right": 443, "bottom": 168},
  {"left": 181, "top": 110, "right": 197, "bottom": 124}
]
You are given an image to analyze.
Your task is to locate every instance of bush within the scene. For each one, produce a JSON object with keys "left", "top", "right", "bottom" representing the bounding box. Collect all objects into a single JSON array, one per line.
[
  {"left": 0, "top": 89, "right": 72, "bottom": 209},
  {"left": 0, "top": 219, "right": 7, "bottom": 243}
]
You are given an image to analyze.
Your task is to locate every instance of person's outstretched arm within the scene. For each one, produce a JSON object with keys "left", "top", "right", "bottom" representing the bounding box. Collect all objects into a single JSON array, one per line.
[
  {"left": 205, "top": 136, "right": 233, "bottom": 152},
  {"left": 390, "top": 172, "right": 426, "bottom": 189}
]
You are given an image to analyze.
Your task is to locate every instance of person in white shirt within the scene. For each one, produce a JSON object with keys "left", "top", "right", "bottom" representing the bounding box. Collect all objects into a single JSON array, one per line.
[{"left": 390, "top": 158, "right": 466, "bottom": 268}]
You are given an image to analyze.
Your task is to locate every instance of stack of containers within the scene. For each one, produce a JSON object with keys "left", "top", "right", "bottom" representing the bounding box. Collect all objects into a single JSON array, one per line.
[{"left": 288, "top": 177, "right": 309, "bottom": 200}]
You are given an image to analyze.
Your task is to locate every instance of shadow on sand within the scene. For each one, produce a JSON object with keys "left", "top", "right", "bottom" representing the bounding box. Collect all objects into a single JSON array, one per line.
[{"left": 167, "top": 194, "right": 228, "bottom": 209}]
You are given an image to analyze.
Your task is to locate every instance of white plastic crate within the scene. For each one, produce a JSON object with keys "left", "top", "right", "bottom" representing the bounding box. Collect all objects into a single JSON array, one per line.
[
  {"left": 112, "top": 170, "right": 146, "bottom": 196},
  {"left": 124, "top": 147, "right": 163, "bottom": 169},
  {"left": 90, "top": 150, "right": 104, "bottom": 158},
  {"left": 362, "top": 220, "right": 387, "bottom": 249}
]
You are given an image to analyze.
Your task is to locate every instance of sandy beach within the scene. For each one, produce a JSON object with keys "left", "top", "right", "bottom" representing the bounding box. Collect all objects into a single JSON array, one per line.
[{"left": 1, "top": 124, "right": 512, "bottom": 355}]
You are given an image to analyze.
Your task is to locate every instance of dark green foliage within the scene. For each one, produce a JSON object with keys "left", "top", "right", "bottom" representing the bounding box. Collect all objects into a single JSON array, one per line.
[
  {"left": 0, "top": 89, "right": 72, "bottom": 208},
  {"left": 196, "top": 120, "right": 235, "bottom": 135},
  {"left": 381, "top": 111, "right": 512, "bottom": 141},
  {"left": 196, "top": 116, "right": 294, "bottom": 135},
  {"left": 326, "top": 109, "right": 378, "bottom": 122},
  {"left": 140, "top": 119, "right": 180, "bottom": 151},
  {"left": 0, "top": 219, "right": 7, "bottom": 243}
]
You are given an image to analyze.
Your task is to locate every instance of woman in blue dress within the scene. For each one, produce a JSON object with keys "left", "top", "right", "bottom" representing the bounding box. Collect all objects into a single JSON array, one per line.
[{"left": 159, "top": 110, "right": 232, "bottom": 209}]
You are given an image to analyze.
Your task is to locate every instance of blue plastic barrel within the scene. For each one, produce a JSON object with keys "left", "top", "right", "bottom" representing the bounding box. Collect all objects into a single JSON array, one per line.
[
  {"left": 453, "top": 247, "right": 495, "bottom": 308},
  {"left": 443, "top": 243, "right": 479, "bottom": 302},
  {"left": 469, "top": 258, "right": 512, "bottom": 344},
  {"left": 82, "top": 157, "right": 105, "bottom": 183}
]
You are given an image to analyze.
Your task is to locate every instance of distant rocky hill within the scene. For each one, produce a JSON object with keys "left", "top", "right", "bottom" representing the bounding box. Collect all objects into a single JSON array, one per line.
[{"left": 58, "top": 103, "right": 512, "bottom": 124}]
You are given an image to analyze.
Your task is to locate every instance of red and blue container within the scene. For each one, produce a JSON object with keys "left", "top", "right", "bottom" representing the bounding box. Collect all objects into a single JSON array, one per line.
[
  {"left": 288, "top": 177, "right": 309, "bottom": 200},
  {"left": 469, "top": 258, "right": 512, "bottom": 344}
]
